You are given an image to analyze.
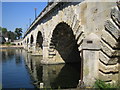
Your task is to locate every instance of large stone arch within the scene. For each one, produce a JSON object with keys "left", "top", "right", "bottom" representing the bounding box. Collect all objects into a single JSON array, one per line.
[{"left": 48, "top": 22, "right": 81, "bottom": 64}]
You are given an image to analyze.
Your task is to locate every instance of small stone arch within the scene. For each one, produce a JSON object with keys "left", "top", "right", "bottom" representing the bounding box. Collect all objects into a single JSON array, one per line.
[
  {"left": 30, "top": 34, "right": 34, "bottom": 45},
  {"left": 27, "top": 38, "right": 29, "bottom": 44},
  {"left": 36, "top": 31, "right": 43, "bottom": 49},
  {"left": 25, "top": 40, "right": 26, "bottom": 44}
]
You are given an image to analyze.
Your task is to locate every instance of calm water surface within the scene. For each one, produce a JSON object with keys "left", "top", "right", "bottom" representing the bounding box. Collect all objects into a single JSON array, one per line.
[
  {"left": 2, "top": 49, "right": 80, "bottom": 89},
  {"left": 2, "top": 49, "right": 34, "bottom": 88}
]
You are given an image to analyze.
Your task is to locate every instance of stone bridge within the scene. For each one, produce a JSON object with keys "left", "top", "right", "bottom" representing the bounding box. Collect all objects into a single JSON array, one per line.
[
  {"left": 13, "top": 39, "right": 23, "bottom": 45},
  {"left": 20, "top": 0, "right": 120, "bottom": 86}
]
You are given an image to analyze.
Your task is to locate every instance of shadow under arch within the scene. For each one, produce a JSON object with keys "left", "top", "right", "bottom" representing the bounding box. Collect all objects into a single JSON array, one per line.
[
  {"left": 51, "top": 22, "right": 81, "bottom": 63},
  {"left": 27, "top": 38, "right": 29, "bottom": 45},
  {"left": 50, "top": 63, "right": 81, "bottom": 89},
  {"left": 36, "top": 31, "right": 43, "bottom": 49},
  {"left": 30, "top": 35, "right": 34, "bottom": 45},
  {"left": 25, "top": 40, "right": 26, "bottom": 44}
]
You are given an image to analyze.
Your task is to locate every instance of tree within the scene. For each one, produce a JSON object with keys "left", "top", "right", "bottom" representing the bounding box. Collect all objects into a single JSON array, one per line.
[
  {"left": 15, "top": 28, "right": 22, "bottom": 39},
  {"left": 0, "top": 27, "right": 2, "bottom": 35},
  {"left": 7, "top": 31, "right": 16, "bottom": 42},
  {"left": 2, "top": 28, "right": 7, "bottom": 36},
  {"left": 0, "top": 27, "right": 2, "bottom": 31}
]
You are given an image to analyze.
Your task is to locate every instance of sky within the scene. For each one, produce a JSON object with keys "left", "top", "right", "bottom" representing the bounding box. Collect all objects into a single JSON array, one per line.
[{"left": 2, "top": 2, "right": 47, "bottom": 36}]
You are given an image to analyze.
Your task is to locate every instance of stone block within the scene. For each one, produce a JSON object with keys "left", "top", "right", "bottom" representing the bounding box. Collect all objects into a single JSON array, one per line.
[
  {"left": 83, "top": 50, "right": 99, "bottom": 86},
  {"left": 72, "top": 15, "right": 77, "bottom": 31},
  {"left": 48, "top": 51, "right": 56, "bottom": 56},
  {"left": 77, "top": 33, "right": 84, "bottom": 45},
  {"left": 99, "top": 60, "right": 119, "bottom": 73},
  {"left": 73, "top": 20, "right": 80, "bottom": 34},
  {"left": 111, "top": 7, "right": 120, "bottom": 27},
  {"left": 104, "top": 20, "right": 119, "bottom": 40},
  {"left": 99, "top": 51, "right": 118, "bottom": 65},
  {"left": 81, "top": 33, "right": 100, "bottom": 50},
  {"left": 99, "top": 71, "right": 112, "bottom": 81},
  {"left": 101, "top": 30, "right": 117, "bottom": 48},
  {"left": 117, "top": 1, "right": 120, "bottom": 10},
  {"left": 75, "top": 28, "right": 83, "bottom": 40},
  {"left": 99, "top": 71, "right": 119, "bottom": 82},
  {"left": 48, "top": 48, "right": 54, "bottom": 52},
  {"left": 100, "top": 40, "right": 115, "bottom": 56}
]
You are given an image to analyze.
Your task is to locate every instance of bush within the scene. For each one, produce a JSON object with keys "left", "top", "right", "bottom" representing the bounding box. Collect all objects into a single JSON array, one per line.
[
  {"left": 11, "top": 43, "right": 16, "bottom": 45},
  {"left": 94, "top": 79, "right": 120, "bottom": 89},
  {"left": 5, "top": 42, "right": 11, "bottom": 45}
]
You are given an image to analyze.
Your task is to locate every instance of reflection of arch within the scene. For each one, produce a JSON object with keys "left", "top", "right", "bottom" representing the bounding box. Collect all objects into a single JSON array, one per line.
[
  {"left": 30, "top": 35, "right": 34, "bottom": 44},
  {"left": 36, "top": 31, "right": 43, "bottom": 49},
  {"left": 50, "top": 63, "right": 80, "bottom": 89},
  {"left": 51, "top": 22, "right": 81, "bottom": 63}
]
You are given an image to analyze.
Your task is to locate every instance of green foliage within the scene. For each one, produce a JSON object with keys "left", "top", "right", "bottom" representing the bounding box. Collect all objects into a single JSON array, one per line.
[
  {"left": 5, "top": 42, "right": 11, "bottom": 45},
  {"left": 2, "top": 28, "right": 7, "bottom": 35},
  {"left": 0, "top": 26, "right": 18, "bottom": 41},
  {"left": 11, "top": 43, "right": 16, "bottom": 45},
  {"left": 7, "top": 31, "right": 16, "bottom": 41},
  {"left": 15, "top": 28, "right": 22, "bottom": 39},
  {"left": 0, "top": 26, "right": 2, "bottom": 31},
  {"left": 94, "top": 79, "right": 120, "bottom": 89}
]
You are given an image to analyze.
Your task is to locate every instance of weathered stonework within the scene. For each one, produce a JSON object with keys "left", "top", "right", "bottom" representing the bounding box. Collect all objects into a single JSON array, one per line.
[{"left": 15, "top": 0, "right": 120, "bottom": 87}]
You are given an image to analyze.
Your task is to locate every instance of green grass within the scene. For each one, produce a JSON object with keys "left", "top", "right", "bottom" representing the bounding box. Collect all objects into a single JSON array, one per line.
[{"left": 1, "top": 42, "right": 15, "bottom": 46}]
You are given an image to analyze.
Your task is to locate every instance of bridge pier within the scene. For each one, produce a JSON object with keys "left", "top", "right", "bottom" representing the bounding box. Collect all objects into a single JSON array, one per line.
[
  {"left": 27, "top": 44, "right": 33, "bottom": 53},
  {"left": 31, "top": 43, "right": 43, "bottom": 56},
  {"left": 23, "top": 44, "right": 27, "bottom": 51},
  {"left": 41, "top": 41, "right": 49, "bottom": 64},
  {"left": 80, "top": 33, "right": 100, "bottom": 86}
]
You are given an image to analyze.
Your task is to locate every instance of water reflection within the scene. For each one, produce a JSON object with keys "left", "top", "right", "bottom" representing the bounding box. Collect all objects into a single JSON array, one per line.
[
  {"left": 2, "top": 49, "right": 34, "bottom": 88},
  {"left": 25, "top": 51, "right": 80, "bottom": 89},
  {"left": 2, "top": 49, "right": 15, "bottom": 62},
  {"left": 2, "top": 49, "right": 80, "bottom": 89}
]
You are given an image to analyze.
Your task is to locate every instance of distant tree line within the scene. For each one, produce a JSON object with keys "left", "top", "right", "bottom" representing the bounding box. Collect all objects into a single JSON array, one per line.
[{"left": 0, "top": 26, "right": 23, "bottom": 42}]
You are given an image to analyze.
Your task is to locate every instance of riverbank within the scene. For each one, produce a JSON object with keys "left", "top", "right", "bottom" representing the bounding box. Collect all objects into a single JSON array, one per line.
[{"left": 0, "top": 45, "right": 23, "bottom": 49}]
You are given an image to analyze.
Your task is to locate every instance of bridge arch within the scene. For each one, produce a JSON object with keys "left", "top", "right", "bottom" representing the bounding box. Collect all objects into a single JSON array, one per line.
[
  {"left": 30, "top": 35, "right": 34, "bottom": 45},
  {"left": 36, "top": 31, "right": 43, "bottom": 49},
  {"left": 50, "top": 22, "right": 81, "bottom": 63},
  {"left": 27, "top": 38, "right": 29, "bottom": 44},
  {"left": 25, "top": 40, "right": 26, "bottom": 44}
]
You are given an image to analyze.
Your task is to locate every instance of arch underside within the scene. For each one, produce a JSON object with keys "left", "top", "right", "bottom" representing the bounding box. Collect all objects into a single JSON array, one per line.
[
  {"left": 30, "top": 35, "right": 34, "bottom": 44},
  {"left": 50, "top": 22, "right": 81, "bottom": 63},
  {"left": 27, "top": 38, "right": 29, "bottom": 44},
  {"left": 36, "top": 31, "right": 43, "bottom": 49}
]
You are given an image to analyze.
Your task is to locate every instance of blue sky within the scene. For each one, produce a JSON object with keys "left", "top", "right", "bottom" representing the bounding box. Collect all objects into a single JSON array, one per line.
[
  {"left": 0, "top": 2, "right": 1, "bottom": 27},
  {"left": 2, "top": 2, "right": 47, "bottom": 35}
]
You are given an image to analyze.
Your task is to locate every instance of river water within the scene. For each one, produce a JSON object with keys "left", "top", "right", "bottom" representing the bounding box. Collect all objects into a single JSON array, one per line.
[{"left": 1, "top": 49, "right": 80, "bottom": 89}]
